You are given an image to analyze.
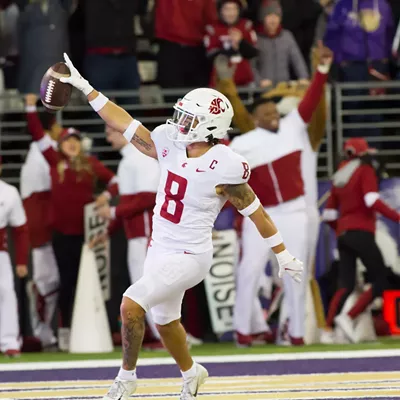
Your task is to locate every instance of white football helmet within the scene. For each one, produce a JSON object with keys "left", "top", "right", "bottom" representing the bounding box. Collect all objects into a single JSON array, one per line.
[{"left": 167, "top": 88, "right": 234, "bottom": 143}]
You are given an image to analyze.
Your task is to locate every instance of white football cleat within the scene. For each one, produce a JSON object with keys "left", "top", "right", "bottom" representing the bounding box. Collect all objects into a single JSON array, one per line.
[
  {"left": 320, "top": 329, "right": 335, "bottom": 344},
  {"left": 186, "top": 334, "right": 203, "bottom": 346},
  {"left": 335, "top": 314, "right": 356, "bottom": 343},
  {"left": 335, "top": 325, "right": 351, "bottom": 344},
  {"left": 102, "top": 378, "right": 137, "bottom": 400},
  {"left": 180, "top": 364, "right": 208, "bottom": 399}
]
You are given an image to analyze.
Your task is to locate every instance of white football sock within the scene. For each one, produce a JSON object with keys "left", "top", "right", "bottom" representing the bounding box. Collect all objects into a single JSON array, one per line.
[
  {"left": 117, "top": 367, "right": 137, "bottom": 381},
  {"left": 181, "top": 362, "right": 197, "bottom": 380}
]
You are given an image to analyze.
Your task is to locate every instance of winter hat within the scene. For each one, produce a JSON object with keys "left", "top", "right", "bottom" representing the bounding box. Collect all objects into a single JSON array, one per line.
[
  {"left": 58, "top": 127, "right": 81, "bottom": 144},
  {"left": 218, "top": 0, "right": 246, "bottom": 10},
  {"left": 259, "top": 0, "right": 282, "bottom": 21},
  {"left": 344, "top": 138, "right": 377, "bottom": 157},
  {"left": 218, "top": 0, "right": 246, "bottom": 22}
]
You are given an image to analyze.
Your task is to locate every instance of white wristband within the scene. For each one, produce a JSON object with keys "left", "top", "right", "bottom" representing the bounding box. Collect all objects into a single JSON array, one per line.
[
  {"left": 265, "top": 231, "right": 283, "bottom": 248},
  {"left": 317, "top": 64, "right": 330, "bottom": 74},
  {"left": 110, "top": 207, "right": 116, "bottom": 220},
  {"left": 89, "top": 93, "right": 109, "bottom": 112},
  {"left": 26, "top": 105, "right": 37, "bottom": 113},
  {"left": 123, "top": 120, "right": 142, "bottom": 143},
  {"left": 275, "top": 249, "right": 294, "bottom": 266},
  {"left": 239, "top": 197, "right": 261, "bottom": 217}
]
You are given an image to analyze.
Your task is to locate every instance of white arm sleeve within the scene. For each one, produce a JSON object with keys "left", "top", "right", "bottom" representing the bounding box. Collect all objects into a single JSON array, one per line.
[{"left": 9, "top": 188, "right": 27, "bottom": 227}]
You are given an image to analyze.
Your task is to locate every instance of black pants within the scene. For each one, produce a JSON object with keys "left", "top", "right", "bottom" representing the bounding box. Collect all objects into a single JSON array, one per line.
[
  {"left": 157, "top": 40, "right": 211, "bottom": 89},
  {"left": 52, "top": 231, "right": 84, "bottom": 328},
  {"left": 337, "top": 230, "right": 387, "bottom": 305}
]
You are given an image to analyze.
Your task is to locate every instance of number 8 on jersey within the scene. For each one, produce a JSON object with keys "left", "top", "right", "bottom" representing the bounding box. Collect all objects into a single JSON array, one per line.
[{"left": 160, "top": 171, "right": 188, "bottom": 224}]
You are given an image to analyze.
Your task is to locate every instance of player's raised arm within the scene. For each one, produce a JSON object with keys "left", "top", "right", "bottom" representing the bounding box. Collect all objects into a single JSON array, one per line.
[
  {"left": 60, "top": 54, "right": 157, "bottom": 159},
  {"left": 297, "top": 41, "right": 332, "bottom": 124},
  {"left": 217, "top": 182, "right": 303, "bottom": 283}
]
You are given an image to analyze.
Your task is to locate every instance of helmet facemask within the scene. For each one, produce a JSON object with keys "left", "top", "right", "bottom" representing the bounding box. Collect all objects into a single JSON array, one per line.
[
  {"left": 166, "top": 89, "right": 234, "bottom": 143},
  {"left": 167, "top": 105, "right": 217, "bottom": 143}
]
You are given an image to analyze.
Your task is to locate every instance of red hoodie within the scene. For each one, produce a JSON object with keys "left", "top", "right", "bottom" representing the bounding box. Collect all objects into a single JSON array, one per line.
[
  {"left": 205, "top": 18, "right": 258, "bottom": 86},
  {"left": 26, "top": 111, "right": 118, "bottom": 235},
  {"left": 155, "top": 0, "right": 217, "bottom": 46},
  {"left": 323, "top": 161, "right": 399, "bottom": 235}
]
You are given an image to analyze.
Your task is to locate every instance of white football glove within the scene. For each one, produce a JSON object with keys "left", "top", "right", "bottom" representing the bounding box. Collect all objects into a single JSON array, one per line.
[
  {"left": 60, "top": 53, "right": 94, "bottom": 96},
  {"left": 275, "top": 250, "right": 304, "bottom": 283}
]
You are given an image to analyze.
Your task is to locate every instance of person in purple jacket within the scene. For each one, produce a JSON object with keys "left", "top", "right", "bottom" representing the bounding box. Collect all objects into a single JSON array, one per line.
[{"left": 324, "top": 0, "right": 394, "bottom": 138}]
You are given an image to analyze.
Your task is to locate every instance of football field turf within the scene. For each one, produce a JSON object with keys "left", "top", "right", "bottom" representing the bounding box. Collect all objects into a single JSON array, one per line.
[
  {"left": 1, "top": 339, "right": 400, "bottom": 399},
  {"left": 1, "top": 337, "right": 400, "bottom": 363}
]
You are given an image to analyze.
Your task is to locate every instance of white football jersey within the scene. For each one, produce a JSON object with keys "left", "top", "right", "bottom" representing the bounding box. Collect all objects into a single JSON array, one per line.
[
  {"left": 0, "top": 180, "right": 27, "bottom": 230},
  {"left": 20, "top": 141, "right": 55, "bottom": 199},
  {"left": 118, "top": 143, "right": 160, "bottom": 195},
  {"left": 151, "top": 124, "right": 250, "bottom": 253}
]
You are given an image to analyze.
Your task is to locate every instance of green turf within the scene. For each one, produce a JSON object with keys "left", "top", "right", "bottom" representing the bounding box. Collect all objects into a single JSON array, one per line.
[{"left": 1, "top": 337, "right": 400, "bottom": 364}]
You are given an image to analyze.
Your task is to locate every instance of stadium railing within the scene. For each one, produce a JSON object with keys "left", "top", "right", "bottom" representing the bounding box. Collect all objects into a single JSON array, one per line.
[
  {"left": 0, "top": 82, "right": 375, "bottom": 185},
  {"left": 334, "top": 80, "right": 400, "bottom": 173}
]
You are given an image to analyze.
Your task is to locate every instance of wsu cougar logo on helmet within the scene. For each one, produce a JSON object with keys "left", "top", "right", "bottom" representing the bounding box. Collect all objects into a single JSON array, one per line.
[{"left": 209, "top": 97, "right": 225, "bottom": 115}]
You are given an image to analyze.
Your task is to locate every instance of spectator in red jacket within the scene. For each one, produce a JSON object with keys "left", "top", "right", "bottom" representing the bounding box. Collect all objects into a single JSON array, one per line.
[
  {"left": 24, "top": 94, "right": 118, "bottom": 337},
  {"left": 155, "top": 0, "right": 217, "bottom": 88},
  {"left": 205, "top": 0, "right": 258, "bottom": 87},
  {"left": 322, "top": 138, "right": 400, "bottom": 344}
]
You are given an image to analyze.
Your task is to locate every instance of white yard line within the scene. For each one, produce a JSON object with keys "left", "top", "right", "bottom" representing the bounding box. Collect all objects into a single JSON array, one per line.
[{"left": 1, "top": 348, "right": 400, "bottom": 372}]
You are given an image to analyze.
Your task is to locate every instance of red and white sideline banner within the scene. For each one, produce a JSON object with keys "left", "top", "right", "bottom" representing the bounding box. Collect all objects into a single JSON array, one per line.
[{"left": 84, "top": 203, "right": 111, "bottom": 301}]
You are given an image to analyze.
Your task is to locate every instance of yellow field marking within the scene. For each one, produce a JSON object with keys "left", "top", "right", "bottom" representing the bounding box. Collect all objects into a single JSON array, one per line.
[
  {"left": 2, "top": 372, "right": 400, "bottom": 400},
  {"left": 2, "top": 388, "right": 400, "bottom": 400},
  {"left": 1, "top": 370, "right": 400, "bottom": 390}
]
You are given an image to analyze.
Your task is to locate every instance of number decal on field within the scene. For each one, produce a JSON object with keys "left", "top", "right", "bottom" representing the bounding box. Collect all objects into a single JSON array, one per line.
[
  {"left": 160, "top": 171, "right": 188, "bottom": 224},
  {"left": 242, "top": 162, "right": 250, "bottom": 180}
]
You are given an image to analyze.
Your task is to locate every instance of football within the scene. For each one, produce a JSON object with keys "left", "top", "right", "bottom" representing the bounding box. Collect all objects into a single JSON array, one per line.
[{"left": 40, "top": 62, "right": 72, "bottom": 113}]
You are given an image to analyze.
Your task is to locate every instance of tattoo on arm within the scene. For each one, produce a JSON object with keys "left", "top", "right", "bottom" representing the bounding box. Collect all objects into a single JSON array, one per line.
[
  {"left": 122, "top": 313, "right": 145, "bottom": 370},
  {"left": 132, "top": 134, "right": 154, "bottom": 152},
  {"left": 221, "top": 183, "right": 256, "bottom": 210}
]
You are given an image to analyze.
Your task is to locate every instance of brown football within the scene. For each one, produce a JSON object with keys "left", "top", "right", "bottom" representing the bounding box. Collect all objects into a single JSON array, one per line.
[{"left": 40, "top": 62, "right": 72, "bottom": 113}]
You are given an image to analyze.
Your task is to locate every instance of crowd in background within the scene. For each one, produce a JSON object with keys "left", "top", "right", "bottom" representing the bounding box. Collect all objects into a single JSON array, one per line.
[{"left": 0, "top": 0, "right": 400, "bottom": 94}]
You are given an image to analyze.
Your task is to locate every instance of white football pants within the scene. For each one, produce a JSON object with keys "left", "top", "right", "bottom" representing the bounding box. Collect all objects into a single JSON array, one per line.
[
  {"left": 305, "top": 205, "right": 320, "bottom": 273},
  {"left": 0, "top": 252, "right": 20, "bottom": 351},
  {"left": 234, "top": 207, "right": 308, "bottom": 338},
  {"left": 30, "top": 244, "right": 59, "bottom": 346},
  {"left": 278, "top": 205, "right": 321, "bottom": 343},
  {"left": 127, "top": 238, "right": 159, "bottom": 339},
  {"left": 125, "top": 240, "right": 212, "bottom": 326}
]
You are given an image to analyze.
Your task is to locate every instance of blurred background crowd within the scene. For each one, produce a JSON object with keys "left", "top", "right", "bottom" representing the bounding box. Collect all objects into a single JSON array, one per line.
[
  {"left": 0, "top": 0, "right": 399, "bottom": 95},
  {"left": 0, "top": 0, "right": 400, "bottom": 356}
]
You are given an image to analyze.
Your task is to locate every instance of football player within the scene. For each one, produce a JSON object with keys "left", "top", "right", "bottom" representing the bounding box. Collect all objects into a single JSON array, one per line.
[{"left": 61, "top": 53, "right": 303, "bottom": 400}]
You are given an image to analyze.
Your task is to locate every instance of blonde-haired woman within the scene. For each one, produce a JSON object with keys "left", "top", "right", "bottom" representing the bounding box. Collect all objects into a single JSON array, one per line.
[{"left": 25, "top": 94, "right": 118, "bottom": 337}]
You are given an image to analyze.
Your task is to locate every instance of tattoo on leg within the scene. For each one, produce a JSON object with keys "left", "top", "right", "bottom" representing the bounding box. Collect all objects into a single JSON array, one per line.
[
  {"left": 122, "top": 314, "right": 145, "bottom": 370},
  {"left": 132, "top": 135, "right": 153, "bottom": 152}
]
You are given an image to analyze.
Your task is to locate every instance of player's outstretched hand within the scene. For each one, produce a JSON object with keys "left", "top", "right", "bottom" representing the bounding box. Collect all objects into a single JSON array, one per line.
[
  {"left": 317, "top": 40, "right": 333, "bottom": 67},
  {"left": 96, "top": 203, "right": 113, "bottom": 220},
  {"left": 278, "top": 258, "right": 303, "bottom": 283},
  {"left": 88, "top": 232, "right": 108, "bottom": 249},
  {"left": 60, "top": 53, "right": 94, "bottom": 96},
  {"left": 25, "top": 93, "right": 38, "bottom": 107},
  {"left": 214, "top": 54, "right": 236, "bottom": 81},
  {"left": 16, "top": 264, "right": 28, "bottom": 279}
]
